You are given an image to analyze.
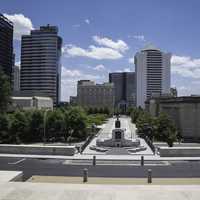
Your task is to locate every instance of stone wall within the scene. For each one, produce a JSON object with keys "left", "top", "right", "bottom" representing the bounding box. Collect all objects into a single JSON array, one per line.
[
  {"left": 0, "top": 144, "right": 76, "bottom": 156},
  {"left": 159, "top": 147, "right": 200, "bottom": 157},
  {"left": 147, "top": 97, "right": 200, "bottom": 141}
]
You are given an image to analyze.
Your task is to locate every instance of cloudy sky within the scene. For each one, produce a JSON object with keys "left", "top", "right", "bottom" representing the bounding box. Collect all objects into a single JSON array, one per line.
[{"left": 1, "top": 0, "right": 200, "bottom": 101}]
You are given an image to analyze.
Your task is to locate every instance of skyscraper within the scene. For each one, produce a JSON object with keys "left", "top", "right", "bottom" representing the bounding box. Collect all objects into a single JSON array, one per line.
[
  {"left": 20, "top": 25, "right": 62, "bottom": 105},
  {"left": 12, "top": 65, "right": 20, "bottom": 91},
  {"left": 109, "top": 72, "right": 136, "bottom": 111},
  {"left": 135, "top": 44, "right": 171, "bottom": 108},
  {"left": 0, "top": 14, "right": 13, "bottom": 80}
]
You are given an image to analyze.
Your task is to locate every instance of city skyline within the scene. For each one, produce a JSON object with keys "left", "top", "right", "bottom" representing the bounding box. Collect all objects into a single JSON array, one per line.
[{"left": 1, "top": 0, "right": 200, "bottom": 101}]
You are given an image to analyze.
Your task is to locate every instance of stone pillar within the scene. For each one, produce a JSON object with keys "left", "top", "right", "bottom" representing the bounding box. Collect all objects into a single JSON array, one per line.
[
  {"left": 83, "top": 168, "right": 88, "bottom": 183},
  {"left": 147, "top": 169, "right": 152, "bottom": 184},
  {"left": 141, "top": 156, "right": 144, "bottom": 166},
  {"left": 93, "top": 155, "right": 96, "bottom": 166}
]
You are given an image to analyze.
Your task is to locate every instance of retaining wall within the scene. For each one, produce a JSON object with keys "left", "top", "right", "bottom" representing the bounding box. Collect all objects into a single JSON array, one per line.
[
  {"left": 0, "top": 144, "right": 76, "bottom": 156},
  {"left": 159, "top": 147, "right": 200, "bottom": 157}
]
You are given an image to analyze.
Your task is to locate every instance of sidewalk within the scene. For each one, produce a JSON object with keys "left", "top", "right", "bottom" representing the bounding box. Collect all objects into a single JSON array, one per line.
[
  {"left": 1, "top": 153, "right": 200, "bottom": 161},
  {"left": 0, "top": 182, "right": 200, "bottom": 200}
]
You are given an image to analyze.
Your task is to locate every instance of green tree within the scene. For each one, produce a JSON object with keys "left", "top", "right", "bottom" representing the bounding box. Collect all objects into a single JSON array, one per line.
[
  {"left": 136, "top": 111, "right": 155, "bottom": 135},
  {"left": 130, "top": 107, "right": 143, "bottom": 123},
  {"left": 156, "top": 113, "right": 177, "bottom": 147},
  {"left": 0, "top": 69, "right": 11, "bottom": 113},
  {"left": 99, "top": 107, "right": 104, "bottom": 114},
  {"left": 0, "top": 114, "right": 10, "bottom": 143},
  {"left": 93, "top": 107, "right": 98, "bottom": 114},
  {"left": 9, "top": 111, "right": 29, "bottom": 143},
  {"left": 46, "top": 109, "right": 65, "bottom": 142},
  {"left": 103, "top": 107, "right": 110, "bottom": 115},
  {"left": 28, "top": 110, "right": 44, "bottom": 142},
  {"left": 67, "top": 107, "right": 87, "bottom": 140}
]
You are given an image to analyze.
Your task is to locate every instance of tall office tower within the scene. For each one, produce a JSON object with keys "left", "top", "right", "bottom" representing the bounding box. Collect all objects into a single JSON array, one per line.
[
  {"left": 12, "top": 65, "right": 20, "bottom": 91},
  {"left": 109, "top": 72, "right": 136, "bottom": 111},
  {"left": 135, "top": 44, "right": 171, "bottom": 108},
  {"left": 0, "top": 14, "right": 13, "bottom": 80},
  {"left": 20, "top": 25, "right": 62, "bottom": 105}
]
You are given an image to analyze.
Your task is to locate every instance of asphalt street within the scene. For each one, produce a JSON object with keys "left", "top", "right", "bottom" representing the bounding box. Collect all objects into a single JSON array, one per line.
[{"left": 1, "top": 157, "right": 200, "bottom": 181}]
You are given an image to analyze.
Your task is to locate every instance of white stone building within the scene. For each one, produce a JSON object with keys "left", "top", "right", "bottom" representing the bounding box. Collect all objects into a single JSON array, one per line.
[
  {"left": 77, "top": 80, "right": 114, "bottom": 112},
  {"left": 135, "top": 44, "right": 171, "bottom": 108},
  {"left": 11, "top": 96, "right": 53, "bottom": 110}
]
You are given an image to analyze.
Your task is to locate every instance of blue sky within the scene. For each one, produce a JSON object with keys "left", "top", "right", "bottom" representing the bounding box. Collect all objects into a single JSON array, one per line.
[{"left": 1, "top": 0, "right": 200, "bottom": 100}]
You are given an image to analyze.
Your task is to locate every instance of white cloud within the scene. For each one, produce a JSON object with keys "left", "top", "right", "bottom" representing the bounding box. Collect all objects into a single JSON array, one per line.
[
  {"left": 129, "top": 56, "right": 135, "bottom": 64},
  {"left": 171, "top": 55, "right": 200, "bottom": 79},
  {"left": 93, "top": 64, "right": 105, "bottom": 71},
  {"left": 4, "top": 13, "right": 34, "bottom": 40},
  {"left": 62, "top": 44, "right": 123, "bottom": 60},
  {"left": 133, "top": 35, "right": 145, "bottom": 42},
  {"left": 123, "top": 68, "right": 131, "bottom": 72},
  {"left": 93, "top": 36, "right": 129, "bottom": 52},
  {"left": 15, "top": 61, "right": 20, "bottom": 66},
  {"left": 85, "top": 19, "right": 90, "bottom": 24},
  {"left": 61, "top": 66, "right": 103, "bottom": 101}
]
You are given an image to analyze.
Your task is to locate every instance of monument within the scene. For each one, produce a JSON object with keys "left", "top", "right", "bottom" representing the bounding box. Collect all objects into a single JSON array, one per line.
[{"left": 90, "top": 116, "right": 147, "bottom": 154}]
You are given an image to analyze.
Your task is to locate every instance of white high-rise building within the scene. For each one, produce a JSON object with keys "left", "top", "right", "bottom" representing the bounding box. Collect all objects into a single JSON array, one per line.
[{"left": 135, "top": 45, "right": 171, "bottom": 108}]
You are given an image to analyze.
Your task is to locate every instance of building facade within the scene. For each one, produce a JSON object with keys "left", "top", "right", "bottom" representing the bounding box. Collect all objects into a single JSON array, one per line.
[
  {"left": 77, "top": 80, "right": 114, "bottom": 112},
  {"left": 146, "top": 96, "right": 200, "bottom": 142},
  {"left": 20, "top": 25, "right": 62, "bottom": 105},
  {"left": 10, "top": 96, "right": 53, "bottom": 111},
  {"left": 109, "top": 72, "right": 136, "bottom": 111},
  {"left": 0, "top": 14, "right": 13, "bottom": 80},
  {"left": 12, "top": 65, "right": 20, "bottom": 91},
  {"left": 135, "top": 45, "right": 171, "bottom": 108}
]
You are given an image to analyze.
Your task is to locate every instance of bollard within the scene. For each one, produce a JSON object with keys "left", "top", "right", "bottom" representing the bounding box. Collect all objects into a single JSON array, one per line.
[
  {"left": 93, "top": 155, "right": 96, "bottom": 166},
  {"left": 83, "top": 168, "right": 88, "bottom": 183},
  {"left": 147, "top": 169, "right": 152, "bottom": 184},
  {"left": 141, "top": 156, "right": 144, "bottom": 166}
]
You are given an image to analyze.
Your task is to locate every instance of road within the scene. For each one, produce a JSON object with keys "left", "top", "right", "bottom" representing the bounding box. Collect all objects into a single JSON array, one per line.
[{"left": 1, "top": 157, "right": 200, "bottom": 180}]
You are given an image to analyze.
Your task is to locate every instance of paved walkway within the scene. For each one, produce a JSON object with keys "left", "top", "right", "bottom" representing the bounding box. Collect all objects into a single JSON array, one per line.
[
  {"left": 0, "top": 182, "right": 200, "bottom": 199},
  {"left": 0, "top": 170, "right": 200, "bottom": 199}
]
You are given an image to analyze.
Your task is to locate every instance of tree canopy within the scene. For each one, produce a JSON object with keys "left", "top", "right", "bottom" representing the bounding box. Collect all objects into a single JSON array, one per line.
[{"left": 0, "top": 69, "right": 11, "bottom": 113}]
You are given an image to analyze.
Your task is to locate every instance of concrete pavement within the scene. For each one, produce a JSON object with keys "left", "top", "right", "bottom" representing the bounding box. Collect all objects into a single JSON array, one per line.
[{"left": 0, "top": 182, "right": 200, "bottom": 199}]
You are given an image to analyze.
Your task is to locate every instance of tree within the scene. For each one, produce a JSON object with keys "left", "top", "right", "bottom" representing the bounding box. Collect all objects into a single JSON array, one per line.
[
  {"left": 103, "top": 107, "right": 110, "bottom": 115},
  {"left": 156, "top": 113, "right": 177, "bottom": 147},
  {"left": 67, "top": 107, "right": 87, "bottom": 140},
  {"left": 130, "top": 107, "right": 143, "bottom": 123},
  {"left": 28, "top": 110, "right": 44, "bottom": 142},
  {"left": 9, "top": 110, "right": 29, "bottom": 143},
  {"left": 99, "top": 107, "right": 104, "bottom": 114},
  {"left": 93, "top": 107, "right": 98, "bottom": 114},
  {"left": 0, "top": 114, "right": 10, "bottom": 143},
  {"left": 46, "top": 109, "right": 65, "bottom": 142},
  {"left": 136, "top": 111, "right": 155, "bottom": 140},
  {"left": 0, "top": 69, "right": 11, "bottom": 113}
]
